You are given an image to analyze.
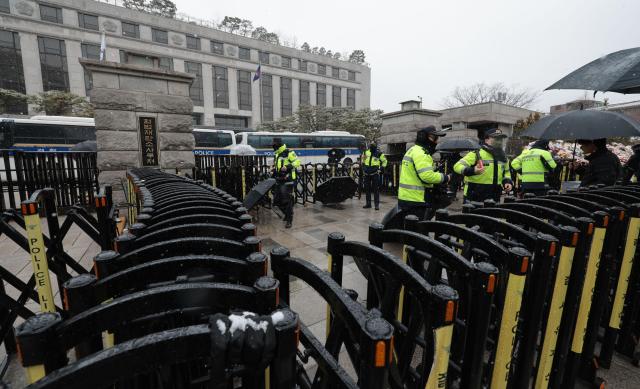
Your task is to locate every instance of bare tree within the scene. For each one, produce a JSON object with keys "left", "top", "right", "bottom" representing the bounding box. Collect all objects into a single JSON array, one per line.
[
  {"left": 301, "top": 42, "right": 311, "bottom": 52},
  {"left": 441, "top": 82, "right": 540, "bottom": 109}
]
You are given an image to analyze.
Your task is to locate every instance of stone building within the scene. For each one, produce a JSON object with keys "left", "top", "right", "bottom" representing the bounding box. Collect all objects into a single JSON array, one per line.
[
  {"left": 550, "top": 99, "right": 604, "bottom": 114},
  {"left": 379, "top": 100, "right": 537, "bottom": 155},
  {"left": 0, "top": 0, "right": 370, "bottom": 127}
]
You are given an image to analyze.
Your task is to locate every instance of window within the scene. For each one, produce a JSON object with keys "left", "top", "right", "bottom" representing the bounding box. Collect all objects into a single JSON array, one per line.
[
  {"left": 192, "top": 114, "right": 203, "bottom": 126},
  {"left": 316, "top": 83, "right": 326, "bottom": 107},
  {"left": 332, "top": 67, "right": 340, "bottom": 78},
  {"left": 78, "top": 13, "right": 99, "bottom": 30},
  {"left": 152, "top": 28, "right": 168, "bottom": 44},
  {"left": 332, "top": 86, "right": 341, "bottom": 107},
  {"left": 238, "top": 47, "right": 250, "bottom": 60},
  {"left": 299, "top": 81, "right": 310, "bottom": 106},
  {"left": 0, "top": 30, "right": 27, "bottom": 113},
  {"left": 299, "top": 60, "right": 307, "bottom": 72},
  {"left": 38, "top": 36, "right": 69, "bottom": 91},
  {"left": 1, "top": 0, "right": 10, "bottom": 13},
  {"left": 347, "top": 88, "right": 355, "bottom": 108},
  {"left": 317, "top": 64, "right": 326, "bottom": 76},
  {"left": 185, "top": 62, "right": 203, "bottom": 106},
  {"left": 211, "top": 41, "right": 223, "bottom": 55},
  {"left": 281, "top": 77, "right": 292, "bottom": 117},
  {"left": 193, "top": 131, "right": 235, "bottom": 147},
  {"left": 158, "top": 57, "right": 173, "bottom": 70},
  {"left": 281, "top": 56, "right": 291, "bottom": 68},
  {"left": 215, "top": 115, "right": 248, "bottom": 128},
  {"left": 261, "top": 75, "right": 273, "bottom": 122},
  {"left": 213, "top": 66, "right": 228, "bottom": 108},
  {"left": 81, "top": 43, "right": 100, "bottom": 95},
  {"left": 40, "top": 4, "right": 62, "bottom": 24},
  {"left": 259, "top": 51, "right": 269, "bottom": 64},
  {"left": 237, "top": 70, "right": 252, "bottom": 111},
  {"left": 122, "top": 22, "right": 139, "bottom": 38},
  {"left": 186, "top": 35, "right": 200, "bottom": 50},
  {"left": 319, "top": 136, "right": 362, "bottom": 148},
  {"left": 348, "top": 70, "right": 356, "bottom": 81}
]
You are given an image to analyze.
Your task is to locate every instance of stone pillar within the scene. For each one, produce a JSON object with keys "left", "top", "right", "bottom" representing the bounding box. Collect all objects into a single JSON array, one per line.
[{"left": 81, "top": 59, "right": 195, "bottom": 205}]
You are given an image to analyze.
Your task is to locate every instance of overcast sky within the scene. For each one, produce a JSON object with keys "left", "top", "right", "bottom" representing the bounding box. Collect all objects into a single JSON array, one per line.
[{"left": 174, "top": 0, "right": 640, "bottom": 113}]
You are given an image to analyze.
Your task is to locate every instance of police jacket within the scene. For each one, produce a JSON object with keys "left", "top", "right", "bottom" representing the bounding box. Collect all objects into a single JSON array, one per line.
[
  {"left": 398, "top": 145, "right": 445, "bottom": 204},
  {"left": 362, "top": 149, "right": 388, "bottom": 174},
  {"left": 580, "top": 148, "right": 622, "bottom": 187},
  {"left": 274, "top": 145, "right": 301, "bottom": 180},
  {"left": 623, "top": 151, "right": 640, "bottom": 184},
  {"left": 454, "top": 145, "right": 512, "bottom": 201},
  {"left": 511, "top": 147, "right": 557, "bottom": 189}
]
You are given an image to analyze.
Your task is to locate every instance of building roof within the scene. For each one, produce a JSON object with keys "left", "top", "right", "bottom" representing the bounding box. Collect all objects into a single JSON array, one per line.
[{"left": 381, "top": 108, "right": 442, "bottom": 119}]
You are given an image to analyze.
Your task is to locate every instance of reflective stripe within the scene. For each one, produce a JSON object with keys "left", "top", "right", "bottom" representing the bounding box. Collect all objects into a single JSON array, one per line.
[
  {"left": 403, "top": 156, "right": 414, "bottom": 163},
  {"left": 416, "top": 166, "right": 434, "bottom": 173},
  {"left": 458, "top": 160, "right": 470, "bottom": 167},
  {"left": 399, "top": 183, "right": 425, "bottom": 191},
  {"left": 482, "top": 160, "right": 493, "bottom": 164},
  {"left": 523, "top": 171, "right": 545, "bottom": 175}
]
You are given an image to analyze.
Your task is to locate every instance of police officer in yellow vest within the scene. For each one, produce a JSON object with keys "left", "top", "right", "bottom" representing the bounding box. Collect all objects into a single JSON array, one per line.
[
  {"left": 510, "top": 140, "right": 557, "bottom": 197},
  {"left": 272, "top": 137, "right": 301, "bottom": 228},
  {"left": 362, "top": 143, "right": 388, "bottom": 210},
  {"left": 398, "top": 126, "right": 450, "bottom": 218},
  {"left": 453, "top": 128, "right": 513, "bottom": 203}
]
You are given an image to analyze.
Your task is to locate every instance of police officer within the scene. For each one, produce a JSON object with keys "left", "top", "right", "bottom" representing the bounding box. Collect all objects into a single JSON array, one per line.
[
  {"left": 398, "top": 126, "right": 450, "bottom": 219},
  {"left": 623, "top": 144, "right": 640, "bottom": 184},
  {"left": 454, "top": 128, "right": 513, "bottom": 203},
  {"left": 577, "top": 138, "right": 622, "bottom": 187},
  {"left": 272, "top": 138, "right": 301, "bottom": 228},
  {"left": 362, "top": 142, "right": 388, "bottom": 210},
  {"left": 510, "top": 140, "right": 557, "bottom": 197}
]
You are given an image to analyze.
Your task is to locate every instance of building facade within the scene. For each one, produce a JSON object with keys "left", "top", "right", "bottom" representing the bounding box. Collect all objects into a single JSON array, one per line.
[
  {"left": 0, "top": 0, "right": 371, "bottom": 127},
  {"left": 379, "top": 100, "right": 442, "bottom": 156}
]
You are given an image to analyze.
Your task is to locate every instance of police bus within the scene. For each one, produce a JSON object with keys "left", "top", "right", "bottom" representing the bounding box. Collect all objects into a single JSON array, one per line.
[{"left": 0, "top": 117, "right": 365, "bottom": 164}]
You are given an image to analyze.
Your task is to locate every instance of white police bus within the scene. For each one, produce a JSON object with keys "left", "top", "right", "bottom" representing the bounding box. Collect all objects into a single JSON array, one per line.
[{"left": 0, "top": 116, "right": 95, "bottom": 151}]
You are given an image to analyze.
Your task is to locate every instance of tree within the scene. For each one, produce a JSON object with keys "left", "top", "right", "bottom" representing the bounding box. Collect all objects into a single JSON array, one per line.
[
  {"left": 348, "top": 50, "right": 366, "bottom": 64},
  {"left": 318, "top": 47, "right": 326, "bottom": 56},
  {"left": 333, "top": 52, "right": 341, "bottom": 60},
  {"left": 28, "top": 91, "right": 93, "bottom": 117},
  {"left": 0, "top": 89, "right": 28, "bottom": 114},
  {"left": 239, "top": 19, "right": 254, "bottom": 36},
  {"left": 219, "top": 16, "right": 242, "bottom": 34},
  {"left": 442, "top": 82, "right": 540, "bottom": 109},
  {"left": 251, "top": 27, "right": 280, "bottom": 45},
  {"left": 325, "top": 50, "right": 333, "bottom": 57},
  {"left": 513, "top": 112, "right": 542, "bottom": 134},
  {"left": 301, "top": 42, "right": 311, "bottom": 53},
  {"left": 251, "top": 26, "right": 268, "bottom": 39},
  {"left": 123, "top": 0, "right": 176, "bottom": 17},
  {"left": 311, "top": 47, "right": 319, "bottom": 54}
]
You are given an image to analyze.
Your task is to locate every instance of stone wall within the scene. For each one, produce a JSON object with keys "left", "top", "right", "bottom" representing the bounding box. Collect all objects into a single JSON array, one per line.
[{"left": 81, "top": 59, "right": 195, "bottom": 204}]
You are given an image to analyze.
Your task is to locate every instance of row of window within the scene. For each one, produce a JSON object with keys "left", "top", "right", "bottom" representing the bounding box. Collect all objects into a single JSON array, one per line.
[{"left": 4, "top": 2, "right": 357, "bottom": 80}]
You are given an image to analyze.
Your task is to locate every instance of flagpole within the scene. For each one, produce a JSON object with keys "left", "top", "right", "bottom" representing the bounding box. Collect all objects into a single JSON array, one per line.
[{"left": 259, "top": 75, "right": 263, "bottom": 125}]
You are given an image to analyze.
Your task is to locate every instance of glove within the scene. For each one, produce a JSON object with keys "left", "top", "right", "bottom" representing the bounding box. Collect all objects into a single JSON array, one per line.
[{"left": 442, "top": 174, "right": 451, "bottom": 184}]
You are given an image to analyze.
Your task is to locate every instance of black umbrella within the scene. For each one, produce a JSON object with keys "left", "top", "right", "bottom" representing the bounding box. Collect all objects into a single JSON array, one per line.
[
  {"left": 520, "top": 109, "right": 640, "bottom": 140},
  {"left": 546, "top": 47, "right": 640, "bottom": 94},
  {"left": 71, "top": 140, "right": 97, "bottom": 151},
  {"left": 314, "top": 176, "right": 358, "bottom": 204},
  {"left": 435, "top": 138, "right": 480, "bottom": 152},
  {"left": 243, "top": 178, "right": 277, "bottom": 211}
]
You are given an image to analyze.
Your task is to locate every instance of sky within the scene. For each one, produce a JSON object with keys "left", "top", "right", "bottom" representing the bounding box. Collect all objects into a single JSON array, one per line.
[{"left": 173, "top": 0, "right": 640, "bottom": 113}]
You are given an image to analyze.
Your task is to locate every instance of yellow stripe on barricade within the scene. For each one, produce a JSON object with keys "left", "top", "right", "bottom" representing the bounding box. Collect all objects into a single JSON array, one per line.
[
  {"left": 24, "top": 212, "right": 56, "bottom": 313},
  {"left": 610, "top": 217, "right": 640, "bottom": 329},
  {"left": 571, "top": 227, "right": 606, "bottom": 353},
  {"left": 490, "top": 273, "right": 526, "bottom": 389},
  {"left": 25, "top": 364, "right": 46, "bottom": 384},
  {"left": 535, "top": 245, "right": 575, "bottom": 389},
  {"left": 425, "top": 324, "right": 454, "bottom": 389}
]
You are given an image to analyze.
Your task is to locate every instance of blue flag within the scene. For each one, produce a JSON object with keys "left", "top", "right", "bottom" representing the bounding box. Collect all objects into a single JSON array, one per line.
[{"left": 253, "top": 64, "right": 261, "bottom": 82}]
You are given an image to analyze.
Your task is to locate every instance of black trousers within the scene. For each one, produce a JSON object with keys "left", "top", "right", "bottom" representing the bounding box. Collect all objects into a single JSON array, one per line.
[
  {"left": 364, "top": 173, "right": 381, "bottom": 207},
  {"left": 398, "top": 200, "right": 435, "bottom": 221},
  {"left": 274, "top": 182, "right": 294, "bottom": 222}
]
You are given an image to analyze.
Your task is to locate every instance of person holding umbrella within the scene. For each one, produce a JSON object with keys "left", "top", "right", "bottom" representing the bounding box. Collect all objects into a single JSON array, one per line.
[
  {"left": 453, "top": 128, "right": 513, "bottom": 203},
  {"left": 362, "top": 142, "right": 388, "bottom": 210},
  {"left": 576, "top": 138, "right": 622, "bottom": 187},
  {"left": 510, "top": 140, "right": 557, "bottom": 197},
  {"left": 272, "top": 137, "right": 301, "bottom": 228},
  {"left": 397, "top": 126, "right": 450, "bottom": 219}
]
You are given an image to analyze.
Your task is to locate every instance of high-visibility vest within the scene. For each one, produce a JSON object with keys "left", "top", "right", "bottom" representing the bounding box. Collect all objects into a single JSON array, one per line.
[
  {"left": 511, "top": 148, "right": 557, "bottom": 183},
  {"left": 363, "top": 149, "right": 388, "bottom": 168},
  {"left": 274, "top": 144, "right": 301, "bottom": 179},
  {"left": 398, "top": 145, "right": 445, "bottom": 203},
  {"left": 453, "top": 148, "right": 509, "bottom": 196}
]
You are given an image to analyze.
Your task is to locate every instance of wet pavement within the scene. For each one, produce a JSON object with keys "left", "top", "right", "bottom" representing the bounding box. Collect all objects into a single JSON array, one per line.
[{"left": 1, "top": 194, "right": 639, "bottom": 387}]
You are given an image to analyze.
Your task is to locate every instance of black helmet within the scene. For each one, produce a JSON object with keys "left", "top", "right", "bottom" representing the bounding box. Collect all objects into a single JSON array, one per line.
[
  {"left": 416, "top": 126, "right": 447, "bottom": 146},
  {"left": 272, "top": 137, "right": 283, "bottom": 151}
]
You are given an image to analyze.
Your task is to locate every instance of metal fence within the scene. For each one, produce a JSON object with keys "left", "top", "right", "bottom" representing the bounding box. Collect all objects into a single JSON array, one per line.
[{"left": 0, "top": 150, "right": 99, "bottom": 211}]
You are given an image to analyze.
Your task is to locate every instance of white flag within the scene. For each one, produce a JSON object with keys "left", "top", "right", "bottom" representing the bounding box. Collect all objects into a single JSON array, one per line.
[{"left": 99, "top": 31, "right": 106, "bottom": 61}]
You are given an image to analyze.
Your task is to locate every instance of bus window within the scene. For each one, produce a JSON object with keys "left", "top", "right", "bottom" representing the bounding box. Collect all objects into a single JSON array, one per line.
[
  {"left": 64, "top": 126, "right": 96, "bottom": 144},
  {"left": 247, "top": 134, "right": 260, "bottom": 148},
  {"left": 0, "top": 120, "right": 15, "bottom": 148},
  {"left": 15, "top": 124, "right": 65, "bottom": 145},
  {"left": 281, "top": 135, "right": 301, "bottom": 148},
  {"left": 218, "top": 132, "right": 232, "bottom": 147},
  {"left": 301, "top": 136, "right": 314, "bottom": 148},
  {"left": 235, "top": 133, "right": 243, "bottom": 145},
  {"left": 260, "top": 135, "right": 275, "bottom": 148}
]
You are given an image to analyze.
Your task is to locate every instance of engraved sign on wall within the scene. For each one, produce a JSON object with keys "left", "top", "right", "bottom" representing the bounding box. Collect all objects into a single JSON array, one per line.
[{"left": 139, "top": 117, "right": 159, "bottom": 166}]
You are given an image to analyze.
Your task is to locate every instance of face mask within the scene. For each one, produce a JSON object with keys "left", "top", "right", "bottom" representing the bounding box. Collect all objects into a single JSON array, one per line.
[{"left": 492, "top": 139, "right": 504, "bottom": 149}]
